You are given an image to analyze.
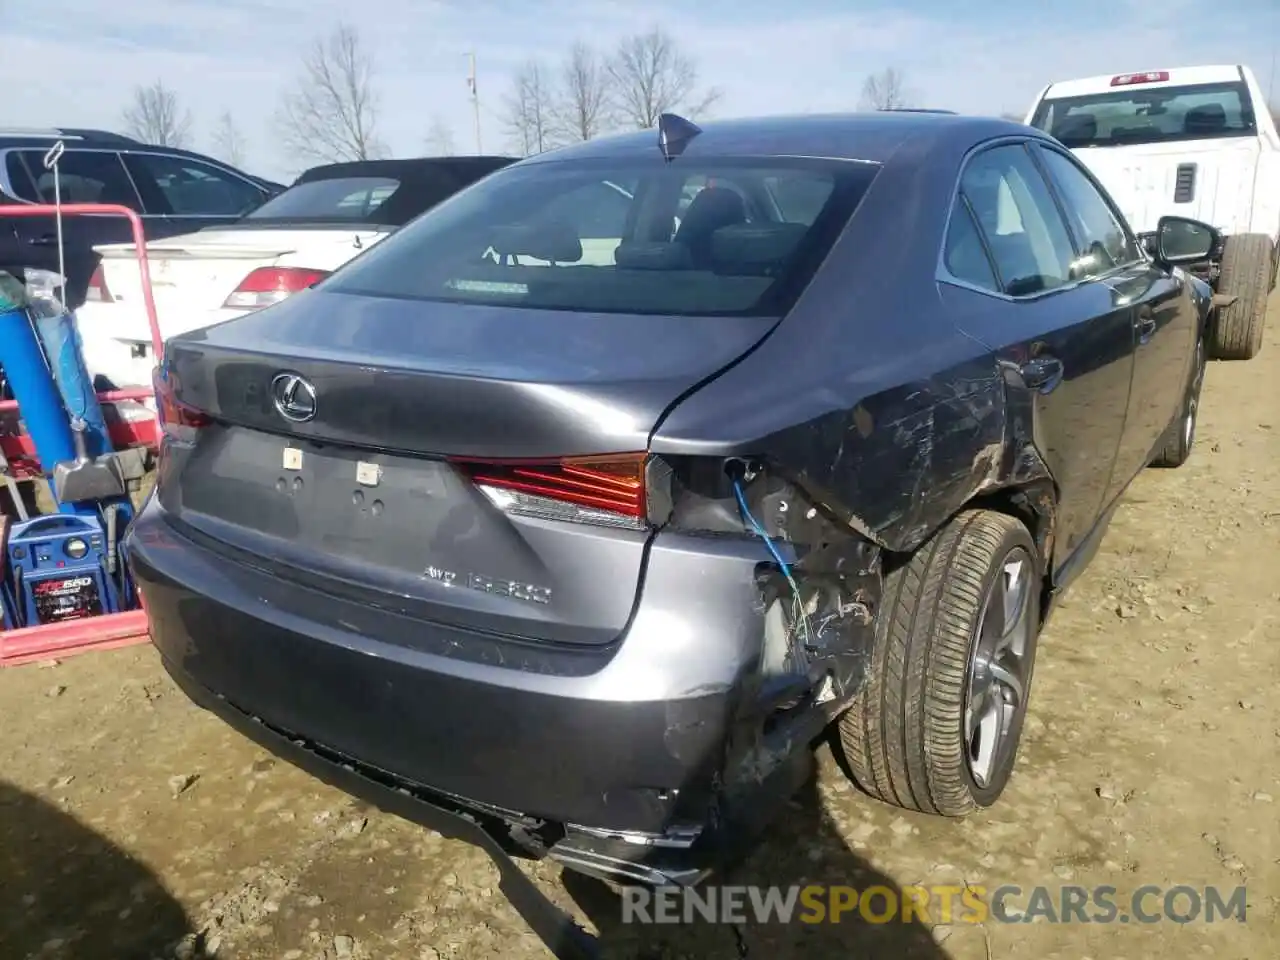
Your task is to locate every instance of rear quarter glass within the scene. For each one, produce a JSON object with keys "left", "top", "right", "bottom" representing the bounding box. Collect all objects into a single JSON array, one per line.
[{"left": 320, "top": 156, "right": 881, "bottom": 318}]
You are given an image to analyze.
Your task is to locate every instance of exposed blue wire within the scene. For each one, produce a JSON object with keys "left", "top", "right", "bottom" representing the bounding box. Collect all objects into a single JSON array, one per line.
[
  {"left": 733, "top": 478, "right": 812, "bottom": 652},
  {"left": 733, "top": 479, "right": 794, "bottom": 580}
]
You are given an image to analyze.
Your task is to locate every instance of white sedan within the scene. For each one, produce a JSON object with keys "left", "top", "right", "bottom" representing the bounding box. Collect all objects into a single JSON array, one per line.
[{"left": 76, "top": 156, "right": 514, "bottom": 387}]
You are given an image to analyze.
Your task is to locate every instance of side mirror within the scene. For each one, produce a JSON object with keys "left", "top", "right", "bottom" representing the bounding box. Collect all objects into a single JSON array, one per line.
[{"left": 1152, "top": 216, "right": 1219, "bottom": 266}]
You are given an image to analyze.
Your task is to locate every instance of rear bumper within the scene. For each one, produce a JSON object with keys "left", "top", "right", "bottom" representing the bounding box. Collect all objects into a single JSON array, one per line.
[
  {"left": 161, "top": 660, "right": 603, "bottom": 959},
  {"left": 125, "top": 500, "right": 811, "bottom": 883}
]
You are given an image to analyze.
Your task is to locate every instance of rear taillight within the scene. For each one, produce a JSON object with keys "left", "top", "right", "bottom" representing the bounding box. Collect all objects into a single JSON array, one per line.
[
  {"left": 152, "top": 367, "right": 211, "bottom": 434},
  {"left": 85, "top": 265, "right": 113, "bottom": 302},
  {"left": 455, "top": 454, "right": 648, "bottom": 530},
  {"left": 1111, "top": 71, "right": 1169, "bottom": 86},
  {"left": 222, "top": 266, "right": 330, "bottom": 309}
]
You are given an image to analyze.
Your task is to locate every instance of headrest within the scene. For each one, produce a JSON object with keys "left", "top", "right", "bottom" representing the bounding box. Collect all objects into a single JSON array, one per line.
[
  {"left": 1184, "top": 103, "right": 1227, "bottom": 135},
  {"left": 677, "top": 187, "right": 747, "bottom": 235}
]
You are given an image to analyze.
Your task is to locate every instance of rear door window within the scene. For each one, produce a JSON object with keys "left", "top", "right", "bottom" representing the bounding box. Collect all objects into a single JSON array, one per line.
[
  {"left": 3, "top": 153, "right": 39, "bottom": 202},
  {"left": 1035, "top": 146, "right": 1142, "bottom": 278},
  {"left": 123, "top": 153, "right": 265, "bottom": 216},
  {"left": 765, "top": 172, "right": 836, "bottom": 224},
  {"left": 18, "top": 150, "right": 140, "bottom": 207},
  {"left": 958, "top": 144, "right": 1077, "bottom": 297},
  {"left": 323, "top": 157, "right": 880, "bottom": 317}
]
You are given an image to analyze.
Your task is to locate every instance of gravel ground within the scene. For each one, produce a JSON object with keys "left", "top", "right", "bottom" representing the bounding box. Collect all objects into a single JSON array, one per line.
[{"left": 2, "top": 291, "right": 1278, "bottom": 960}]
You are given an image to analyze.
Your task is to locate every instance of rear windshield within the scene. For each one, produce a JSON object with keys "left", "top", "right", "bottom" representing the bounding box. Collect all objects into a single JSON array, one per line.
[
  {"left": 1030, "top": 81, "right": 1257, "bottom": 149},
  {"left": 244, "top": 176, "right": 400, "bottom": 223},
  {"left": 320, "top": 156, "right": 879, "bottom": 317}
]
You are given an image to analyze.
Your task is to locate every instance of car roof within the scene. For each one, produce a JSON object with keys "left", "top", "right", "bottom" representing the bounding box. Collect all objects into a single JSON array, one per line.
[
  {"left": 1042, "top": 65, "right": 1246, "bottom": 98},
  {"left": 0, "top": 127, "right": 141, "bottom": 148},
  {"left": 0, "top": 128, "right": 279, "bottom": 185},
  {"left": 294, "top": 156, "right": 518, "bottom": 185},
  {"left": 263, "top": 156, "right": 520, "bottom": 227},
  {"left": 519, "top": 112, "right": 1040, "bottom": 167}
]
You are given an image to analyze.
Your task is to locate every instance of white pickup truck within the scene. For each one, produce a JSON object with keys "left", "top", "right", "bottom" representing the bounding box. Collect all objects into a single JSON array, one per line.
[{"left": 1025, "top": 64, "right": 1279, "bottom": 360}]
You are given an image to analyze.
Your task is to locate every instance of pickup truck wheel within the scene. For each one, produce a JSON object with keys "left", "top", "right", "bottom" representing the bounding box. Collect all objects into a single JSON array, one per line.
[
  {"left": 1151, "top": 333, "right": 1206, "bottom": 468},
  {"left": 836, "top": 509, "right": 1040, "bottom": 817},
  {"left": 1208, "top": 233, "right": 1272, "bottom": 360}
]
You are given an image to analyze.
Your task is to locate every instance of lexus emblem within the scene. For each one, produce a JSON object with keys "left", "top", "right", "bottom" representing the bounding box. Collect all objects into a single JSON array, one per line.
[{"left": 271, "top": 372, "right": 317, "bottom": 423}]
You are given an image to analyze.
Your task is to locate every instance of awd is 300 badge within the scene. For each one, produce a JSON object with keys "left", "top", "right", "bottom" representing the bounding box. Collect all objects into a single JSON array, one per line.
[{"left": 422, "top": 566, "right": 552, "bottom": 605}]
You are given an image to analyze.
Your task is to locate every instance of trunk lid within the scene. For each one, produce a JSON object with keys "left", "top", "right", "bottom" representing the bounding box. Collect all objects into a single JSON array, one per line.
[
  {"left": 94, "top": 226, "right": 386, "bottom": 331},
  {"left": 157, "top": 289, "right": 776, "bottom": 645},
  {"left": 1068, "top": 137, "right": 1260, "bottom": 235}
]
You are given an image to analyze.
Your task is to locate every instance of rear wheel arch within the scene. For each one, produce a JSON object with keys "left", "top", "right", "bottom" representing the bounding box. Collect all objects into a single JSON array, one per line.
[
  {"left": 878, "top": 479, "right": 1059, "bottom": 627},
  {"left": 966, "top": 483, "right": 1055, "bottom": 565},
  {"left": 836, "top": 506, "right": 1043, "bottom": 815}
]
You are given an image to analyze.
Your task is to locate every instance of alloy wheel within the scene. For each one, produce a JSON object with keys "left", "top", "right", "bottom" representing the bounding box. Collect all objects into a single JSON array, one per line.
[
  {"left": 964, "top": 548, "right": 1034, "bottom": 788},
  {"left": 1183, "top": 337, "right": 1206, "bottom": 450}
]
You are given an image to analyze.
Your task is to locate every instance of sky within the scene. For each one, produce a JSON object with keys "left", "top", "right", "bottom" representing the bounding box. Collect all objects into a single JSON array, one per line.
[{"left": 2, "top": 0, "right": 1277, "bottom": 182}]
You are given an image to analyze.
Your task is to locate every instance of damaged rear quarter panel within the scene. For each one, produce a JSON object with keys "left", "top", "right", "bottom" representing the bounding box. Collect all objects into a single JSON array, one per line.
[{"left": 650, "top": 137, "right": 1023, "bottom": 556}]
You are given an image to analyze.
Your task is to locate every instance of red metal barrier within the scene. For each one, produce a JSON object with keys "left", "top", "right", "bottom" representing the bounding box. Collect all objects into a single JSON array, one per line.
[
  {"left": 0, "top": 610, "right": 150, "bottom": 666},
  {"left": 0, "top": 202, "right": 165, "bottom": 359},
  {"left": 0, "top": 203, "right": 161, "bottom": 664},
  {"left": 0, "top": 386, "right": 157, "bottom": 414}
]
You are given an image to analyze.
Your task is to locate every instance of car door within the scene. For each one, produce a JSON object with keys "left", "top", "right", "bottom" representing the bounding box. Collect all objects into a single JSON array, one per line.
[
  {"left": 120, "top": 151, "right": 269, "bottom": 238},
  {"left": 3, "top": 148, "right": 144, "bottom": 307},
  {"left": 1031, "top": 142, "right": 1196, "bottom": 500},
  {"left": 939, "top": 140, "right": 1138, "bottom": 579}
]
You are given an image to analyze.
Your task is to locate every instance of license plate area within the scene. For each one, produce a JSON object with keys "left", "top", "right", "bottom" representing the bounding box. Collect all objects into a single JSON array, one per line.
[{"left": 180, "top": 427, "right": 463, "bottom": 583}]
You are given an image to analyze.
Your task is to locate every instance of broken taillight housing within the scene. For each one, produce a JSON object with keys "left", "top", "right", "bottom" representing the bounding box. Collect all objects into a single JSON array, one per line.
[
  {"left": 454, "top": 454, "right": 648, "bottom": 530},
  {"left": 1110, "top": 71, "right": 1170, "bottom": 86}
]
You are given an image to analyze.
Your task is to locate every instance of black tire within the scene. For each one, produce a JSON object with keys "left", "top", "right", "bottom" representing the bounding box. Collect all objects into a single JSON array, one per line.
[
  {"left": 836, "top": 509, "right": 1041, "bottom": 817},
  {"left": 1208, "top": 233, "right": 1272, "bottom": 360},
  {"left": 1150, "top": 332, "right": 1206, "bottom": 468}
]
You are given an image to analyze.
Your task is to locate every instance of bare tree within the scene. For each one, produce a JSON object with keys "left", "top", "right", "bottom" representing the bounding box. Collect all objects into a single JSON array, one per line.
[
  {"left": 121, "top": 80, "right": 192, "bottom": 147},
  {"left": 278, "top": 23, "right": 385, "bottom": 164},
  {"left": 502, "top": 59, "right": 554, "bottom": 156},
  {"left": 859, "top": 67, "right": 913, "bottom": 111},
  {"left": 551, "top": 43, "right": 614, "bottom": 142},
  {"left": 424, "top": 115, "right": 457, "bottom": 156},
  {"left": 607, "top": 28, "right": 722, "bottom": 130},
  {"left": 211, "top": 111, "right": 247, "bottom": 167}
]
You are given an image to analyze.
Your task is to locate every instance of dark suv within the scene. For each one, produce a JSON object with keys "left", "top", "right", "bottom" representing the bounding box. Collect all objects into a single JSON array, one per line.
[{"left": 0, "top": 127, "right": 283, "bottom": 309}]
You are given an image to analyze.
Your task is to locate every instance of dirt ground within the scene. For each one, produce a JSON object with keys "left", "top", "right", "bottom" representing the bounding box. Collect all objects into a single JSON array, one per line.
[{"left": 3, "top": 292, "right": 1278, "bottom": 960}]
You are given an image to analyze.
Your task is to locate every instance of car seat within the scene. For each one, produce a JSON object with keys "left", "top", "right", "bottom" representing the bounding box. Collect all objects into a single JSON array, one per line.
[{"left": 674, "top": 187, "right": 747, "bottom": 269}]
